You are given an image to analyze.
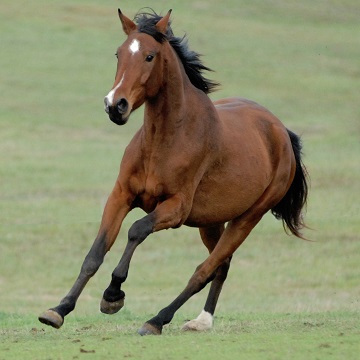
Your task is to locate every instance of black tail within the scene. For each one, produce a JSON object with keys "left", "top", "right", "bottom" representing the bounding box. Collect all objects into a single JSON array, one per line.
[{"left": 271, "top": 129, "right": 309, "bottom": 239}]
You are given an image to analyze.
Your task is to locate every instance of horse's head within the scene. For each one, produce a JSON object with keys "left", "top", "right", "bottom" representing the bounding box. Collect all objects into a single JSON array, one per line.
[{"left": 104, "top": 9, "right": 172, "bottom": 125}]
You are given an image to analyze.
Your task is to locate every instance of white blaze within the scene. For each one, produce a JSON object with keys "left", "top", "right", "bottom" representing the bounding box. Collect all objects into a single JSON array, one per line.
[
  {"left": 105, "top": 74, "right": 125, "bottom": 106},
  {"left": 129, "top": 39, "right": 140, "bottom": 54},
  {"left": 104, "top": 38, "right": 140, "bottom": 108}
]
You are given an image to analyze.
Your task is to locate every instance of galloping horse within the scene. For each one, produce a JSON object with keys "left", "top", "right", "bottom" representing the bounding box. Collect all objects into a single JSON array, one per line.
[{"left": 39, "top": 9, "right": 308, "bottom": 335}]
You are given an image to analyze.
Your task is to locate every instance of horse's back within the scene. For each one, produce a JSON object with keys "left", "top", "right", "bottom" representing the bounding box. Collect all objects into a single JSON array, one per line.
[
  {"left": 214, "top": 97, "right": 260, "bottom": 109},
  {"left": 214, "top": 97, "right": 291, "bottom": 165},
  {"left": 214, "top": 97, "right": 284, "bottom": 129},
  {"left": 214, "top": 96, "right": 291, "bottom": 155}
]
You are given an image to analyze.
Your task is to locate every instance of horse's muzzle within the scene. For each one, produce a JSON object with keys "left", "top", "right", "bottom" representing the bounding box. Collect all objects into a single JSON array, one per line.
[{"left": 104, "top": 97, "right": 129, "bottom": 125}]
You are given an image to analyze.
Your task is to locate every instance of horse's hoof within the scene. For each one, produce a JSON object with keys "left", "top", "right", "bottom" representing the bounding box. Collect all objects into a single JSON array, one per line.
[
  {"left": 137, "top": 322, "right": 162, "bottom": 336},
  {"left": 182, "top": 319, "right": 212, "bottom": 331},
  {"left": 38, "top": 309, "right": 64, "bottom": 329},
  {"left": 181, "top": 310, "right": 213, "bottom": 331},
  {"left": 100, "top": 297, "right": 124, "bottom": 314}
]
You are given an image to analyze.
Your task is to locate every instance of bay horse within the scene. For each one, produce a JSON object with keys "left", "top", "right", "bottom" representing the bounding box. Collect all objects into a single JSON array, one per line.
[{"left": 39, "top": 9, "right": 308, "bottom": 335}]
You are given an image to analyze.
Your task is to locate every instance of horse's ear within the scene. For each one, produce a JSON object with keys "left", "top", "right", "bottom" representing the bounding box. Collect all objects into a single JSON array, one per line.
[
  {"left": 118, "top": 9, "right": 137, "bottom": 35},
  {"left": 155, "top": 9, "right": 172, "bottom": 34}
]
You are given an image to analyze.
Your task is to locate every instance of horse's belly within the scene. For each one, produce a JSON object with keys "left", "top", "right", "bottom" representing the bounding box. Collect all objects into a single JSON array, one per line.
[{"left": 185, "top": 172, "right": 269, "bottom": 227}]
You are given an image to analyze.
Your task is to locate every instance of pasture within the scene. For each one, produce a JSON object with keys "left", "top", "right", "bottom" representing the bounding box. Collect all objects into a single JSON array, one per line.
[{"left": 1, "top": 0, "right": 359, "bottom": 358}]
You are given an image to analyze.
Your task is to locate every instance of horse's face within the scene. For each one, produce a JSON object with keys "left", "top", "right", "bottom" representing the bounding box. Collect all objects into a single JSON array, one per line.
[
  {"left": 104, "top": 33, "right": 163, "bottom": 125},
  {"left": 104, "top": 10, "right": 171, "bottom": 126}
]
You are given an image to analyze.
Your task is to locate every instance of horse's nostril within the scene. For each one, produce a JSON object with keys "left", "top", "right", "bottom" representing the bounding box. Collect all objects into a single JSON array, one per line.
[{"left": 117, "top": 98, "right": 129, "bottom": 115}]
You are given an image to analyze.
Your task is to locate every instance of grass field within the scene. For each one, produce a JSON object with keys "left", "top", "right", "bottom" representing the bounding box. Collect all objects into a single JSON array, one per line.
[{"left": 1, "top": 0, "right": 359, "bottom": 359}]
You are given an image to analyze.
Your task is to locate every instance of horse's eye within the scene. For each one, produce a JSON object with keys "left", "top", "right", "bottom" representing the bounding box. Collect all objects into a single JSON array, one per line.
[{"left": 145, "top": 55, "right": 154, "bottom": 62}]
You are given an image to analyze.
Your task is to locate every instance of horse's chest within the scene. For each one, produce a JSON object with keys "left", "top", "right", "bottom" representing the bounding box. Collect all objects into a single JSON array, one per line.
[{"left": 134, "top": 177, "right": 167, "bottom": 214}]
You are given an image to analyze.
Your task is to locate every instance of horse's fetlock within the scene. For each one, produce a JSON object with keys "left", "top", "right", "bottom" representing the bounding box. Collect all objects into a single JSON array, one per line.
[{"left": 103, "top": 288, "right": 125, "bottom": 303}]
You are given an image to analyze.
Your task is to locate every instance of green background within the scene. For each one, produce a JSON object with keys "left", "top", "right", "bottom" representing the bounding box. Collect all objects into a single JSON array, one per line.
[{"left": 1, "top": 0, "right": 359, "bottom": 359}]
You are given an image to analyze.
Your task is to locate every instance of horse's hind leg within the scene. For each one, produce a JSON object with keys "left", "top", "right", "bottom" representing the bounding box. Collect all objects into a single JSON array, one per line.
[
  {"left": 137, "top": 216, "right": 261, "bottom": 336},
  {"left": 182, "top": 225, "right": 232, "bottom": 331},
  {"left": 182, "top": 257, "right": 231, "bottom": 331}
]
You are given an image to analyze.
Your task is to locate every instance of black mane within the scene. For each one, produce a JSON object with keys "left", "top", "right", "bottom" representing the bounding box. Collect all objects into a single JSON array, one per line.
[{"left": 134, "top": 11, "right": 219, "bottom": 94}]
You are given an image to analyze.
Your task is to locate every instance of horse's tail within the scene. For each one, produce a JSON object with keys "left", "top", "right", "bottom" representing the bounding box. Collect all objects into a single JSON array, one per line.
[{"left": 271, "top": 129, "right": 309, "bottom": 239}]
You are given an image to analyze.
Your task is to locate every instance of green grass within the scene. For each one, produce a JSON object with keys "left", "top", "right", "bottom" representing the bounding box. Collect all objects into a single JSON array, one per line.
[
  {"left": 1, "top": 0, "right": 359, "bottom": 359},
  {"left": 1, "top": 312, "right": 358, "bottom": 360}
]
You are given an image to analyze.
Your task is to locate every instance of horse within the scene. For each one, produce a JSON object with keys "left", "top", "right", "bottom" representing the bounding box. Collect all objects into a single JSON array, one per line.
[{"left": 39, "top": 9, "right": 308, "bottom": 335}]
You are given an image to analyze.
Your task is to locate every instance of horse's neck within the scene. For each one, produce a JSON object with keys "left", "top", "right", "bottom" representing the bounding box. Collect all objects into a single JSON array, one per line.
[{"left": 143, "top": 47, "right": 215, "bottom": 145}]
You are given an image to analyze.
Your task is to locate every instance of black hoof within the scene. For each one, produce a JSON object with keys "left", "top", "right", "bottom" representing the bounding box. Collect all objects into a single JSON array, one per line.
[{"left": 137, "top": 322, "right": 162, "bottom": 336}]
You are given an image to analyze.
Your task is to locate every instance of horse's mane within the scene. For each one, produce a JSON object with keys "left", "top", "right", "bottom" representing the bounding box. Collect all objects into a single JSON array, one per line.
[{"left": 134, "top": 10, "right": 219, "bottom": 94}]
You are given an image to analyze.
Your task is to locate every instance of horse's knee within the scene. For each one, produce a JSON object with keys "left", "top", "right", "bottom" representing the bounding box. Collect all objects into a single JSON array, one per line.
[
  {"left": 81, "top": 257, "right": 103, "bottom": 277},
  {"left": 80, "top": 234, "right": 108, "bottom": 276},
  {"left": 128, "top": 215, "right": 154, "bottom": 243},
  {"left": 81, "top": 250, "right": 105, "bottom": 277}
]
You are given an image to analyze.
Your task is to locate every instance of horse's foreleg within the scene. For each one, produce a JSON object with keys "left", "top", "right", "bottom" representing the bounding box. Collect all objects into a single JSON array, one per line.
[
  {"left": 100, "top": 195, "right": 186, "bottom": 315},
  {"left": 38, "top": 185, "right": 131, "bottom": 329},
  {"left": 100, "top": 212, "right": 154, "bottom": 314}
]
